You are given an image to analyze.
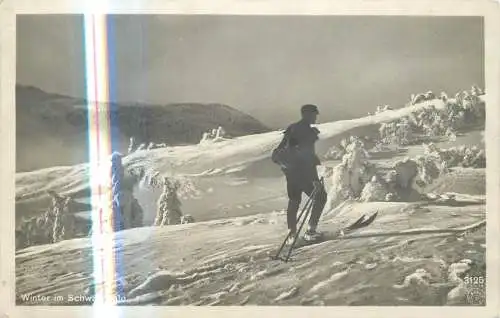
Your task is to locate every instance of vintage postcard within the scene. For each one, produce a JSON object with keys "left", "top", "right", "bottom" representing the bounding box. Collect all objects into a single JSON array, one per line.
[{"left": 1, "top": 0, "right": 500, "bottom": 318}]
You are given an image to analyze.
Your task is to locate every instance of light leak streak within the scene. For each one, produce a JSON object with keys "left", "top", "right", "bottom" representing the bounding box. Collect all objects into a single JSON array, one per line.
[{"left": 83, "top": 13, "right": 119, "bottom": 310}]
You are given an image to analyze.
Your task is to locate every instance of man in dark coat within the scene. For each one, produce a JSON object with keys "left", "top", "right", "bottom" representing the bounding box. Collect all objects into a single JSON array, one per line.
[{"left": 273, "top": 104, "right": 328, "bottom": 243}]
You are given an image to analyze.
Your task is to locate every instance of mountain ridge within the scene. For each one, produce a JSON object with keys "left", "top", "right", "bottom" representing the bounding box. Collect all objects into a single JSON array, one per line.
[{"left": 16, "top": 84, "right": 271, "bottom": 172}]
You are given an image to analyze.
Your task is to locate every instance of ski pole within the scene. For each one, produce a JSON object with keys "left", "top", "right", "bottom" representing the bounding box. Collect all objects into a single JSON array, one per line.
[
  {"left": 272, "top": 186, "right": 318, "bottom": 260},
  {"left": 272, "top": 189, "right": 316, "bottom": 260},
  {"left": 293, "top": 177, "right": 324, "bottom": 235},
  {"left": 284, "top": 193, "right": 315, "bottom": 262},
  {"left": 284, "top": 178, "right": 324, "bottom": 262}
]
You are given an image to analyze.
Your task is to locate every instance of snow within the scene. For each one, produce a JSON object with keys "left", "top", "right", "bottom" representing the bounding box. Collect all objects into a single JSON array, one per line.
[
  {"left": 393, "top": 268, "right": 432, "bottom": 289},
  {"left": 308, "top": 270, "right": 350, "bottom": 293},
  {"left": 15, "top": 96, "right": 487, "bottom": 306},
  {"left": 18, "top": 97, "right": 460, "bottom": 201}
]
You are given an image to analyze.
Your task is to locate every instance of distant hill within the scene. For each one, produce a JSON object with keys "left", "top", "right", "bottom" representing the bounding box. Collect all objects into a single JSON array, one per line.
[{"left": 16, "top": 85, "right": 271, "bottom": 172}]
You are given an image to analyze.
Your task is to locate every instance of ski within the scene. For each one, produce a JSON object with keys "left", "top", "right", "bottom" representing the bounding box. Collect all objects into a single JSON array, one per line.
[
  {"left": 273, "top": 210, "right": 379, "bottom": 261},
  {"left": 345, "top": 211, "right": 379, "bottom": 232}
]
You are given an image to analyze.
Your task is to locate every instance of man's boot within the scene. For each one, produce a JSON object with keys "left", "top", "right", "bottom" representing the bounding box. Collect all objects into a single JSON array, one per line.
[{"left": 303, "top": 224, "right": 324, "bottom": 242}]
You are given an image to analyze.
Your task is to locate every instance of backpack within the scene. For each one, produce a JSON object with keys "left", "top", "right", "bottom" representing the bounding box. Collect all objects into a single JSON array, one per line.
[{"left": 271, "top": 129, "right": 296, "bottom": 168}]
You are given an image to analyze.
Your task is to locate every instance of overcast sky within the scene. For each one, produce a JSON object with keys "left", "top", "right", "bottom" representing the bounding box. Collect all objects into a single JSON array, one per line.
[{"left": 17, "top": 15, "right": 484, "bottom": 127}]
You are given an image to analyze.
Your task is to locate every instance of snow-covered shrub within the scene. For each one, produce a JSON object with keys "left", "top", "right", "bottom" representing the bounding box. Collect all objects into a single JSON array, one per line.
[
  {"left": 379, "top": 86, "right": 484, "bottom": 147},
  {"left": 154, "top": 177, "right": 183, "bottom": 226},
  {"left": 181, "top": 214, "right": 195, "bottom": 224}
]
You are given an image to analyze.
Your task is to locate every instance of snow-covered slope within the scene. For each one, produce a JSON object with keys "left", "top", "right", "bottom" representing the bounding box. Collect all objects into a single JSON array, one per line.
[
  {"left": 15, "top": 97, "right": 453, "bottom": 204},
  {"left": 16, "top": 194, "right": 486, "bottom": 306},
  {"left": 15, "top": 95, "right": 487, "bottom": 306}
]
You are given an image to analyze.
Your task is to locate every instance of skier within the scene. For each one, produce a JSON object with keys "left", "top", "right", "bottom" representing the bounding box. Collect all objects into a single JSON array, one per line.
[{"left": 272, "top": 104, "right": 328, "bottom": 244}]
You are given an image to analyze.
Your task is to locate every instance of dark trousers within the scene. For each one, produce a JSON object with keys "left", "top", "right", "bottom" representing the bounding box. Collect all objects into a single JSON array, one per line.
[{"left": 284, "top": 169, "right": 327, "bottom": 233}]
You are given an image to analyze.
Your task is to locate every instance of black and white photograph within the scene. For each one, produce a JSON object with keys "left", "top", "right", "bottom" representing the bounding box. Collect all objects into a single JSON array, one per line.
[{"left": 7, "top": 7, "right": 498, "bottom": 311}]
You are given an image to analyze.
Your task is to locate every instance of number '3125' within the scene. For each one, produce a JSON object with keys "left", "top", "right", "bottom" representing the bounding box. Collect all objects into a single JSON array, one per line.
[{"left": 464, "top": 276, "right": 485, "bottom": 285}]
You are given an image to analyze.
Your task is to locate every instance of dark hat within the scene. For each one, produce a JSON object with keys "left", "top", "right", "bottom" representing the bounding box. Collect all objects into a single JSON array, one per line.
[{"left": 301, "top": 104, "right": 319, "bottom": 114}]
